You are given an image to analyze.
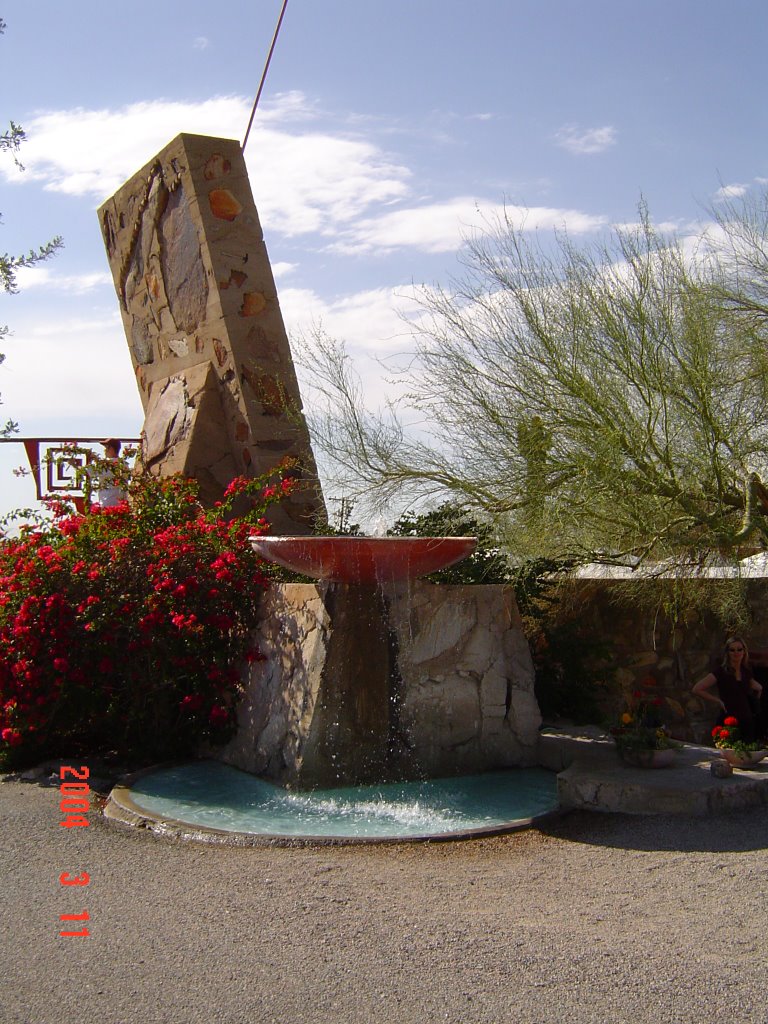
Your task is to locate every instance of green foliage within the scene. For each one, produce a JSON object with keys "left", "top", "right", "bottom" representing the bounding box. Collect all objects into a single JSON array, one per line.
[
  {"left": 508, "top": 555, "right": 575, "bottom": 617},
  {"left": 530, "top": 618, "right": 614, "bottom": 724},
  {"left": 608, "top": 573, "right": 752, "bottom": 642},
  {"left": 387, "top": 501, "right": 512, "bottom": 584},
  {"left": 508, "top": 558, "right": 615, "bottom": 723},
  {"left": 0, "top": 464, "right": 297, "bottom": 769},
  {"left": 712, "top": 717, "right": 762, "bottom": 757}
]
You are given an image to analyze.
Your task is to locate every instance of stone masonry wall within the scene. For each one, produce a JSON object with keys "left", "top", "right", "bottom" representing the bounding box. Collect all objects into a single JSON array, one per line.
[
  {"left": 98, "top": 133, "right": 323, "bottom": 532},
  {"left": 559, "top": 579, "right": 768, "bottom": 742}
]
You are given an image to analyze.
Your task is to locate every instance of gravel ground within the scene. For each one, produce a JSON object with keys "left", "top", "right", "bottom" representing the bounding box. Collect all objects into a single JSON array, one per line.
[{"left": 2, "top": 774, "right": 768, "bottom": 1024}]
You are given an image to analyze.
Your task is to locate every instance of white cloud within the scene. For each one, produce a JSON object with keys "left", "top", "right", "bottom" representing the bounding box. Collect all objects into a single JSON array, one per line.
[
  {"left": 12, "top": 266, "right": 113, "bottom": 293},
  {"left": 271, "top": 261, "right": 297, "bottom": 278},
  {"left": 336, "top": 198, "right": 607, "bottom": 254},
  {"left": 281, "top": 284, "right": 421, "bottom": 353},
  {"left": 611, "top": 219, "right": 689, "bottom": 235},
  {"left": 248, "top": 130, "right": 411, "bottom": 236},
  {"left": 2, "top": 312, "right": 142, "bottom": 421},
  {"left": 713, "top": 182, "right": 749, "bottom": 201},
  {"left": 0, "top": 94, "right": 607, "bottom": 260},
  {"left": 192, "top": 36, "right": 209, "bottom": 50},
  {"left": 0, "top": 94, "right": 411, "bottom": 238},
  {"left": 281, "top": 284, "right": 425, "bottom": 418},
  {"left": 0, "top": 96, "right": 249, "bottom": 197},
  {"left": 554, "top": 124, "right": 617, "bottom": 155},
  {"left": 0, "top": 278, "right": 420, "bottom": 425}
]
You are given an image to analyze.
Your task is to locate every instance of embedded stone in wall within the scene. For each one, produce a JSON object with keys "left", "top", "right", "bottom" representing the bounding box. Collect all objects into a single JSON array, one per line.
[
  {"left": 158, "top": 184, "right": 209, "bottom": 333},
  {"left": 141, "top": 363, "right": 238, "bottom": 507}
]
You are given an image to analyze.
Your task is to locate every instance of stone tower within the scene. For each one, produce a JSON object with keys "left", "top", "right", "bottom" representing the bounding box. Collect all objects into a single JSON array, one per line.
[{"left": 98, "top": 133, "right": 324, "bottom": 533}]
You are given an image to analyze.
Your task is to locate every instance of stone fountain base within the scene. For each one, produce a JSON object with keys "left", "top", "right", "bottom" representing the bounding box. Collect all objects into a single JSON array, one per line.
[{"left": 216, "top": 581, "right": 541, "bottom": 787}]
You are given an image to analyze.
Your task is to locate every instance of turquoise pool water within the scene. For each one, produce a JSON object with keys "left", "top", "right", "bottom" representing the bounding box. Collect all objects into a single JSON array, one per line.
[{"left": 127, "top": 761, "right": 559, "bottom": 840}]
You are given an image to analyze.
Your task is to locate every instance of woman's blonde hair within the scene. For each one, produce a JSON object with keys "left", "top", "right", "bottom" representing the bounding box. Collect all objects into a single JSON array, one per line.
[{"left": 721, "top": 635, "right": 751, "bottom": 671}]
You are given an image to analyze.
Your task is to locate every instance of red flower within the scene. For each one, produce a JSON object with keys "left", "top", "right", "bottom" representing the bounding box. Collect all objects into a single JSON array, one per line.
[
  {"left": 180, "top": 694, "right": 204, "bottom": 712},
  {"left": 1, "top": 728, "right": 23, "bottom": 747},
  {"left": 723, "top": 716, "right": 739, "bottom": 727},
  {"left": 0, "top": 462, "right": 286, "bottom": 765}
]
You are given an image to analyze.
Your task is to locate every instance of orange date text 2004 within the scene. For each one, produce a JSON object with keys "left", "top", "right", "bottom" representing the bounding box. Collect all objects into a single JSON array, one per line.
[{"left": 59, "top": 765, "right": 90, "bottom": 937}]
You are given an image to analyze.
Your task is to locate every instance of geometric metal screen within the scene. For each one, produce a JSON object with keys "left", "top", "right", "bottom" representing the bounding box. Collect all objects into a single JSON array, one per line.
[{"left": 13, "top": 437, "right": 140, "bottom": 501}]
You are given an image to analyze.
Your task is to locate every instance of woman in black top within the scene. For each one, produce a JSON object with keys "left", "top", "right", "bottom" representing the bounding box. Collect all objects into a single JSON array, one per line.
[{"left": 693, "top": 636, "right": 763, "bottom": 742}]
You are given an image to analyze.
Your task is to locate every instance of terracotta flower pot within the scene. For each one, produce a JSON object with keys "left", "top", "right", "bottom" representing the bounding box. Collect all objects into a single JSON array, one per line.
[{"left": 715, "top": 748, "right": 768, "bottom": 769}]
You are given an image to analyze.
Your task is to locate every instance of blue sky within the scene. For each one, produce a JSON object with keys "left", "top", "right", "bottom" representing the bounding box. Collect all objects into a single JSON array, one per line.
[{"left": 1, "top": 0, "right": 767, "bottom": 520}]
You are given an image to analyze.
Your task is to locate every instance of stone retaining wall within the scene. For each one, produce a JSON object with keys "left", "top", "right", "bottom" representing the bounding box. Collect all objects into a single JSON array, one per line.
[{"left": 558, "top": 579, "right": 768, "bottom": 742}]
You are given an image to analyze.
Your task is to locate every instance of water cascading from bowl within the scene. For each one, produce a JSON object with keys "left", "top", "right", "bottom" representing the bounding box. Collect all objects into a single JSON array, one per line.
[{"left": 248, "top": 536, "right": 478, "bottom": 786}]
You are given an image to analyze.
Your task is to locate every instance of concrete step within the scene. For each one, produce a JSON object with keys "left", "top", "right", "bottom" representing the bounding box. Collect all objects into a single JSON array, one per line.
[{"left": 538, "top": 730, "right": 768, "bottom": 816}]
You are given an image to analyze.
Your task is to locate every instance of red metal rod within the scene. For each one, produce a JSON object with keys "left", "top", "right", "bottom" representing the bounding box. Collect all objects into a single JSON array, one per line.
[{"left": 242, "top": 0, "right": 290, "bottom": 152}]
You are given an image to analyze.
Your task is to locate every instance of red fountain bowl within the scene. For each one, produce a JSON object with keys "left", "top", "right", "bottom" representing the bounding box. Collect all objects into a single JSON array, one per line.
[{"left": 249, "top": 536, "right": 478, "bottom": 585}]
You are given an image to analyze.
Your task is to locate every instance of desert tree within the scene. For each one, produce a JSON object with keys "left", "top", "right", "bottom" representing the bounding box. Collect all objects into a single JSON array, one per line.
[
  {"left": 300, "top": 204, "right": 768, "bottom": 567},
  {"left": 706, "top": 186, "right": 768, "bottom": 338}
]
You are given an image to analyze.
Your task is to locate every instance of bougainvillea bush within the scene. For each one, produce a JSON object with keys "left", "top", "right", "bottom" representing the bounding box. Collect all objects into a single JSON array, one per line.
[{"left": 0, "top": 464, "right": 296, "bottom": 768}]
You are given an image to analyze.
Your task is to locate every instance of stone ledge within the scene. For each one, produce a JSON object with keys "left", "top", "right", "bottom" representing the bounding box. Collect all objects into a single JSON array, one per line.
[{"left": 554, "top": 741, "right": 768, "bottom": 816}]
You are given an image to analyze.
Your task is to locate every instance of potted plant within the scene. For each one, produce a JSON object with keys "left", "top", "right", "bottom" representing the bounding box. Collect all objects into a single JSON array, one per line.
[
  {"left": 611, "top": 682, "right": 681, "bottom": 768},
  {"left": 712, "top": 718, "right": 768, "bottom": 768}
]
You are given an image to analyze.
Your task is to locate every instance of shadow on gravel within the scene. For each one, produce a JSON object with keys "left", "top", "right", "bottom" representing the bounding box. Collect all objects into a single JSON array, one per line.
[{"left": 537, "top": 807, "right": 768, "bottom": 853}]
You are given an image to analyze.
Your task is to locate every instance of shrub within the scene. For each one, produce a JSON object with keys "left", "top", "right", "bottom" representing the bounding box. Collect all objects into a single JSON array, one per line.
[
  {"left": 509, "top": 558, "right": 615, "bottom": 724},
  {"left": 387, "top": 502, "right": 512, "bottom": 584},
  {"left": 0, "top": 463, "right": 296, "bottom": 768}
]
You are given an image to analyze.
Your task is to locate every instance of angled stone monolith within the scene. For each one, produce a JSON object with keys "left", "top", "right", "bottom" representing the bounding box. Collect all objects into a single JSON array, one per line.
[{"left": 98, "top": 132, "right": 324, "bottom": 533}]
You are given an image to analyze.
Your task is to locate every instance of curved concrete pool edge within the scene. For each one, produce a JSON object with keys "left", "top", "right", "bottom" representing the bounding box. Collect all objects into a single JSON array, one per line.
[
  {"left": 103, "top": 733, "right": 768, "bottom": 848},
  {"left": 102, "top": 762, "right": 564, "bottom": 847}
]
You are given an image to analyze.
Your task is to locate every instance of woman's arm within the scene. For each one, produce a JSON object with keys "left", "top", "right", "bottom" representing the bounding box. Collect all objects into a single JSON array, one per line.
[{"left": 692, "top": 673, "right": 726, "bottom": 710}]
